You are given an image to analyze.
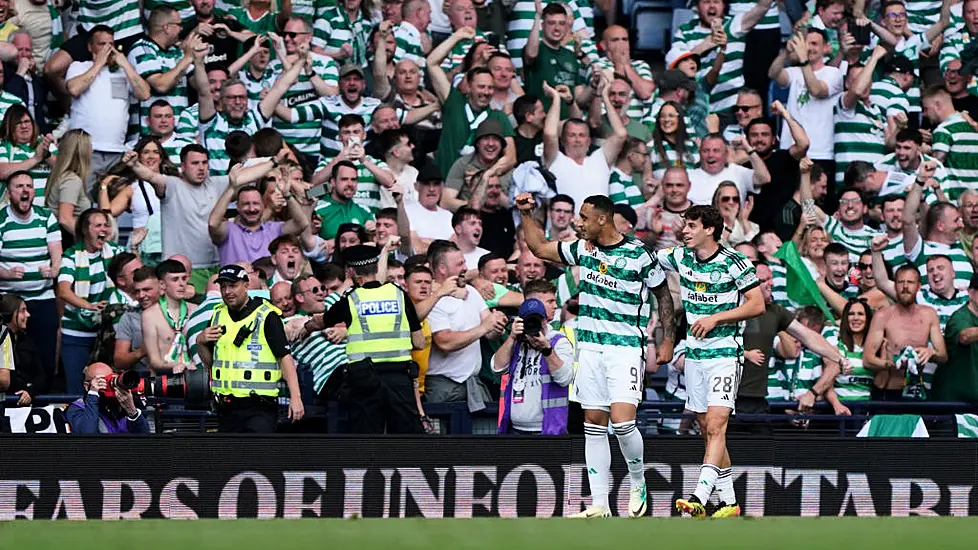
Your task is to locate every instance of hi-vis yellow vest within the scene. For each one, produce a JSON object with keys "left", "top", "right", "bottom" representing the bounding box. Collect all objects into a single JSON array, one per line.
[
  {"left": 346, "top": 284, "right": 412, "bottom": 364},
  {"left": 210, "top": 300, "right": 282, "bottom": 397}
]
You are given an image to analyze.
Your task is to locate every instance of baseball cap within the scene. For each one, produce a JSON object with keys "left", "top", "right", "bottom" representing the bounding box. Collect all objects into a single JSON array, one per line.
[
  {"left": 417, "top": 163, "right": 443, "bottom": 183},
  {"left": 665, "top": 49, "right": 700, "bottom": 71},
  {"left": 614, "top": 204, "right": 638, "bottom": 228},
  {"left": 216, "top": 264, "right": 249, "bottom": 284},
  {"left": 886, "top": 55, "right": 915, "bottom": 75},
  {"left": 518, "top": 298, "right": 547, "bottom": 319},
  {"left": 339, "top": 63, "right": 365, "bottom": 79}
]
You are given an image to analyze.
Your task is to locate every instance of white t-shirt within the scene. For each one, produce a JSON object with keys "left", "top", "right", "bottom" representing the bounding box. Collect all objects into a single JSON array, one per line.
[
  {"left": 687, "top": 164, "right": 756, "bottom": 206},
  {"left": 65, "top": 62, "right": 132, "bottom": 153},
  {"left": 404, "top": 202, "right": 454, "bottom": 241},
  {"left": 549, "top": 150, "right": 611, "bottom": 214},
  {"left": 780, "top": 65, "right": 844, "bottom": 160},
  {"left": 463, "top": 246, "right": 490, "bottom": 270},
  {"left": 427, "top": 286, "right": 488, "bottom": 382}
]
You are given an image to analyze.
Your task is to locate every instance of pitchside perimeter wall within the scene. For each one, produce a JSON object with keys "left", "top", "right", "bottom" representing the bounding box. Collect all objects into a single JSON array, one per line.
[{"left": 0, "top": 436, "right": 976, "bottom": 519}]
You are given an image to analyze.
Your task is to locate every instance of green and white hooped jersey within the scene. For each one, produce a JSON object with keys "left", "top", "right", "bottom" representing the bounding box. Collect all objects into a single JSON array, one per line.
[
  {"left": 587, "top": 57, "right": 653, "bottom": 120},
  {"left": 201, "top": 108, "right": 271, "bottom": 176},
  {"left": 77, "top": 0, "right": 142, "bottom": 40},
  {"left": 657, "top": 245, "right": 759, "bottom": 363},
  {"left": 880, "top": 232, "right": 908, "bottom": 268},
  {"left": 905, "top": 0, "right": 942, "bottom": 33},
  {"left": 728, "top": 0, "right": 781, "bottom": 30},
  {"left": 930, "top": 112, "right": 978, "bottom": 202},
  {"left": 269, "top": 54, "right": 340, "bottom": 156},
  {"left": 0, "top": 140, "right": 56, "bottom": 205},
  {"left": 786, "top": 325, "right": 838, "bottom": 399},
  {"left": 0, "top": 205, "right": 60, "bottom": 301},
  {"left": 767, "top": 352, "right": 790, "bottom": 401},
  {"left": 874, "top": 152, "right": 948, "bottom": 206},
  {"left": 906, "top": 238, "right": 973, "bottom": 290},
  {"left": 290, "top": 95, "right": 382, "bottom": 160},
  {"left": 917, "top": 285, "right": 968, "bottom": 331},
  {"left": 768, "top": 262, "right": 793, "bottom": 309},
  {"left": 608, "top": 166, "right": 644, "bottom": 207},
  {"left": 833, "top": 96, "right": 886, "bottom": 187},
  {"left": 834, "top": 343, "right": 873, "bottom": 400},
  {"left": 672, "top": 14, "right": 749, "bottom": 113},
  {"left": 239, "top": 67, "right": 277, "bottom": 112},
  {"left": 128, "top": 38, "right": 191, "bottom": 135},
  {"left": 557, "top": 238, "right": 666, "bottom": 350},
  {"left": 174, "top": 103, "right": 199, "bottom": 143},
  {"left": 314, "top": 154, "right": 391, "bottom": 214},
  {"left": 823, "top": 216, "right": 882, "bottom": 265}
]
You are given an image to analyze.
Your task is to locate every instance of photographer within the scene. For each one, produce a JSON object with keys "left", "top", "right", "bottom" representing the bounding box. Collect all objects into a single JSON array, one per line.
[
  {"left": 494, "top": 280, "right": 574, "bottom": 435},
  {"left": 65, "top": 362, "right": 150, "bottom": 434}
]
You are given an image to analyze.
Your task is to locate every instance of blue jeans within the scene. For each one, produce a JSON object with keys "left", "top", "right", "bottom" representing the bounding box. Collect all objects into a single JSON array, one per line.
[
  {"left": 25, "top": 298, "right": 58, "bottom": 392},
  {"left": 62, "top": 334, "right": 95, "bottom": 395}
]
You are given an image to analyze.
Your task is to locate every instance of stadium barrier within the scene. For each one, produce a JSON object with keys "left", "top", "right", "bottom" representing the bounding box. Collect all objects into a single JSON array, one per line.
[{"left": 0, "top": 435, "right": 976, "bottom": 519}]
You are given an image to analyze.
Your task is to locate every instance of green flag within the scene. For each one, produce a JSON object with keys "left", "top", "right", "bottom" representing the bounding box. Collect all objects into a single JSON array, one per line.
[{"left": 773, "top": 241, "right": 835, "bottom": 323}]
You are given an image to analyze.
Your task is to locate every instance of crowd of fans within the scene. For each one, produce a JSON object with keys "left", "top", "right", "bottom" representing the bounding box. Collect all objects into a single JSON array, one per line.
[{"left": 0, "top": 0, "right": 977, "bottom": 434}]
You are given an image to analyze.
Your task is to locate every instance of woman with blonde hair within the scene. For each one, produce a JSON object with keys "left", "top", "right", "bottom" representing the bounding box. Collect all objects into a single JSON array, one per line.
[{"left": 44, "top": 129, "right": 92, "bottom": 246}]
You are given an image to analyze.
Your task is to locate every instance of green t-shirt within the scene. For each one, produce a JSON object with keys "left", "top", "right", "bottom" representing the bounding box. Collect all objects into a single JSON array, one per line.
[
  {"left": 314, "top": 198, "right": 374, "bottom": 240},
  {"left": 523, "top": 42, "right": 582, "bottom": 119},
  {"left": 932, "top": 304, "right": 978, "bottom": 402}
]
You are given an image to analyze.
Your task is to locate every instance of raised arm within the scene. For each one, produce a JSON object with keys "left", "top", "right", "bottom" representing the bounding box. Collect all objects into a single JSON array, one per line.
[
  {"left": 193, "top": 48, "right": 217, "bottom": 123},
  {"left": 524, "top": 0, "right": 544, "bottom": 65},
  {"left": 208, "top": 180, "right": 237, "bottom": 245},
  {"left": 797, "top": 156, "right": 827, "bottom": 225},
  {"left": 122, "top": 151, "right": 169, "bottom": 197},
  {"left": 771, "top": 100, "right": 809, "bottom": 159},
  {"left": 870, "top": 235, "right": 897, "bottom": 300},
  {"left": 372, "top": 22, "right": 394, "bottom": 99},
  {"left": 925, "top": 0, "right": 953, "bottom": 43},
  {"left": 791, "top": 34, "right": 829, "bottom": 98},
  {"left": 228, "top": 35, "right": 264, "bottom": 77},
  {"left": 113, "top": 48, "right": 151, "bottom": 101},
  {"left": 427, "top": 27, "right": 475, "bottom": 103},
  {"left": 515, "top": 193, "right": 564, "bottom": 264},
  {"left": 259, "top": 53, "right": 306, "bottom": 120},
  {"left": 740, "top": 0, "right": 775, "bottom": 32},
  {"left": 541, "top": 82, "right": 562, "bottom": 168},
  {"left": 601, "top": 79, "right": 627, "bottom": 165},
  {"left": 902, "top": 162, "right": 936, "bottom": 256},
  {"left": 768, "top": 46, "right": 790, "bottom": 87},
  {"left": 146, "top": 34, "right": 201, "bottom": 95},
  {"left": 66, "top": 47, "right": 111, "bottom": 98},
  {"left": 843, "top": 45, "right": 885, "bottom": 110}
]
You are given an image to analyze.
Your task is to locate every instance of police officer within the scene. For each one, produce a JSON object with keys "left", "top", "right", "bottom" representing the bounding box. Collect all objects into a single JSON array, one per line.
[
  {"left": 319, "top": 245, "right": 426, "bottom": 434},
  {"left": 196, "top": 265, "right": 304, "bottom": 433}
]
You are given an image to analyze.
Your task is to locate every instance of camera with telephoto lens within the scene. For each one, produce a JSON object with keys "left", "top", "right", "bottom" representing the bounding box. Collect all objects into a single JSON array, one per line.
[
  {"left": 100, "top": 369, "right": 212, "bottom": 409},
  {"left": 520, "top": 314, "right": 545, "bottom": 339}
]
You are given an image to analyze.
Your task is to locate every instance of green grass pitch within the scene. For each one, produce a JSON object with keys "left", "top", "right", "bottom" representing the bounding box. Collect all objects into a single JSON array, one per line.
[{"left": 1, "top": 517, "right": 976, "bottom": 549}]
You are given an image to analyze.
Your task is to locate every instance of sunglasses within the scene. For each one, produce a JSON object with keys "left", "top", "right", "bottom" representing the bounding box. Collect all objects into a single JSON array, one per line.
[
  {"left": 857, "top": 263, "right": 872, "bottom": 270},
  {"left": 735, "top": 104, "right": 760, "bottom": 112},
  {"left": 283, "top": 31, "right": 312, "bottom": 39},
  {"left": 720, "top": 196, "right": 740, "bottom": 203},
  {"left": 304, "top": 285, "right": 324, "bottom": 294}
]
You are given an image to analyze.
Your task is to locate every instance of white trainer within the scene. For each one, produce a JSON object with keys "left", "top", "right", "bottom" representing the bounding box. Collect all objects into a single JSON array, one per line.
[
  {"left": 567, "top": 506, "right": 613, "bottom": 518},
  {"left": 628, "top": 483, "right": 647, "bottom": 518}
]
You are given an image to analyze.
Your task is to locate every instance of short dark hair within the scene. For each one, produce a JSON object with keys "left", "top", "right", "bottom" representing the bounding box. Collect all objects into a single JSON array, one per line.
[
  {"left": 149, "top": 99, "right": 173, "bottom": 113},
  {"left": 895, "top": 128, "right": 923, "bottom": 145},
  {"left": 745, "top": 117, "right": 776, "bottom": 135},
  {"left": 843, "top": 161, "right": 875, "bottom": 188},
  {"left": 926, "top": 201, "right": 958, "bottom": 235},
  {"left": 338, "top": 114, "right": 366, "bottom": 130},
  {"left": 404, "top": 254, "right": 428, "bottom": 271},
  {"left": 225, "top": 131, "right": 252, "bottom": 165},
  {"left": 838, "top": 186, "right": 866, "bottom": 204},
  {"left": 795, "top": 305, "right": 825, "bottom": 328},
  {"left": 452, "top": 207, "right": 480, "bottom": 228},
  {"left": 513, "top": 94, "right": 541, "bottom": 126},
  {"left": 6, "top": 170, "right": 32, "bottom": 187},
  {"left": 478, "top": 252, "right": 506, "bottom": 271},
  {"left": 583, "top": 195, "right": 614, "bottom": 217},
  {"left": 807, "top": 27, "right": 829, "bottom": 42},
  {"left": 331, "top": 160, "right": 358, "bottom": 180},
  {"left": 465, "top": 67, "right": 492, "bottom": 83},
  {"left": 550, "top": 194, "right": 575, "bottom": 210},
  {"left": 131, "top": 266, "right": 158, "bottom": 285},
  {"left": 523, "top": 278, "right": 556, "bottom": 297},
  {"left": 291, "top": 273, "right": 319, "bottom": 298},
  {"left": 823, "top": 242, "right": 850, "bottom": 261},
  {"left": 881, "top": 195, "right": 906, "bottom": 209},
  {"left": 180, "top": 143, "right": 209, "bottom": 163},
  {"left": 88, "top": 25, "right": 114, "bottom": 42},
  {"left": 684, "top": 205, "right": 724, "bottom": 240},
  {"left": 107, "top": 252, "right": 139, "bottom": 285},
  {"left": 319, "top": 262, "right": 345, "bottom": 283},
  {"left": 378, "top": 128, "right": 410, "bottom": 157},
  {"left": 405, "top": 264, "right": 433, "bottom": 280},
  {"left": 269, "top": 234, "right": 301, "bottom": 255},
  {"left": 155, "top": 259, "right": 188, "bottom": 279},
  {"left": 560, "top": 118, "right": 589, "bottom": 141},
  {"left": 428, "top": 240, "right": 460, "bottom": 270},
  {"left": 542, "top": 2, "right": 568, "bottom": 16},
  {"left": 252, "top": 128, "right": 285, "bottom": 158},
  {"left": 376, "top": 207, "right": 399, "bottom": 223}
]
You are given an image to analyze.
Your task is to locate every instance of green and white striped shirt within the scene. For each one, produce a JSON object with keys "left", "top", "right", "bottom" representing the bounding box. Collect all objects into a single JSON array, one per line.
[
  {"left": 58, "top": 242, "right": 122, "bottom": 337},
  {"left": 312, "top": 6, "right": 376, "bottom": 69},
  {"left": 905, "top": 0, "right": 943, "bottom": 33},
  {"left": 917, "top": 285, "right": 968, "bottom": 331},
  {"left": 556, "top": 237, "right": 666, "bottom": 349},
  {"left": 143, "top": 0, "right": 195, "bottom": 24},
  {"left": 128, "top": 38, "right": 192, "bottom": 134},
  {"left": 728, "top": 0, "right": 781, "bottom": 30},
  {"left": 201, "top": 108, "right": 271, "bottom": 176},
  {"left": 239, "top": 67, "right": 277, "bottom": 111},
  {"left": 174, "top": 103, "right": 199, "bottom": 143},
  {"left": 769, "top": 261, "right": 793, "bottom": 309},
  {"left": 906, "top": 238, "right": 973, "bottom": 290},
  {"left": 315, "top": 154, "right": 391, "bottom": 214},
  {"left": 269, "top": 53, "right": 339, "bottom": 156},
  {"left": 0, "top": 205, "right": 60, "bottom": 301},
  {"left": 608, "top": 166, "right": 644, "bottom": 207},
  {"left": 186, "top": 295, "right": 221, "bottom": 367},
  {"left": 392, "top": 21, "right": 427, "bottom": 72},
  {"left": 290, "top": 95, "right": 382, "bottom": 160},
  {"left": 0, "top": 91, "right": 24, "bottom": 125},
  {"left": 290, "top": 293, "right": 348, "bottom": 394},
  {"left": 931, "top": 112, "right": 978, "bottom": 202},
  {"left": 658, "top": 245, "right": 759, "bottom": 362},
  {"left": 588, "top": 57, "right": 653, "bottom": 120},
  {"left": 0, "top": 140, "right": 57, "bottom": 205},
  {"left": 648, "top": 138, "right": 699, "bottom": 179},
  {"left": 78, "top": 0, "right": 142, "bottom": 40},
  {"left": 161, "top": 134, "right": 195, "bottom": 166},
  {"left": 505, "top": 0, "right": 591, "bottom": 71},
  {"left": 833, "top": 96, "right": 886, "bottom": 186},
  {"left": 672, "top": 14, "right": 749, "bottom": 113},
  {"left": 786, "top": 325, "right": 838, "bottom": 399},
  {"left": 768, "top": 354, "right": 790, "bottom": 400},
  {"left": 881, "top": 231, "right": 908, "bottom": 267},
  {"left": 824, "top": 216, "right": 881, "bottom": 264},
  {"left": 834, "top": 342, "right": 872, "bottom": 400},
  {"left": 869, "top": 76, "right": 910, "bottom": 118}
]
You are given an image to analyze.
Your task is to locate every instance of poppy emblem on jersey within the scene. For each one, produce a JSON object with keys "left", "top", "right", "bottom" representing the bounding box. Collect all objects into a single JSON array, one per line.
[
  {"left": 599, "top": 262, "right": 608, "bottom": 274},
  {"left": 695, "top": 282, "right": 707, "bottom": 293},
  {"left": 614, "top": 258, "right": 627, "bottom": 269}
]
